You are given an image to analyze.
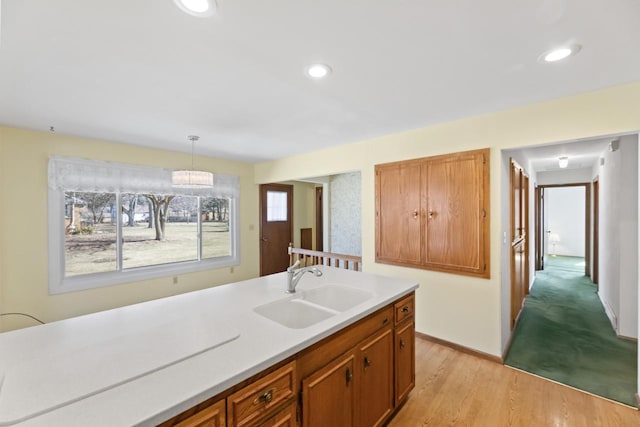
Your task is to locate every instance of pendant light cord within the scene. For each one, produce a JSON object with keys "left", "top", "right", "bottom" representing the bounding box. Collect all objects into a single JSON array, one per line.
[{"left": 188, "top": 135, "right": 199, "bottom": 171}]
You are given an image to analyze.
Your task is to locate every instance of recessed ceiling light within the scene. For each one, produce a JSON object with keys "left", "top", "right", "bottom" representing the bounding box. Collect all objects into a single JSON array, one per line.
[
  {"left": 558, "top": 156, "right": 569, "bottom": 168},
  {"left": 540, "top": 44, "right": 582, "bottom": 63},
  {"left": 174, "top": 0, "right": 216, "bottom": 17},
  {"left": 305, "top": 64, "right": 332, "bottom": 79}
]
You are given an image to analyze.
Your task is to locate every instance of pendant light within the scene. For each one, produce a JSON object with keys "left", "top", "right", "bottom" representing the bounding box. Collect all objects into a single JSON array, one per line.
[
  {"left": 558, "top": 156, "right": 569, "bottom": 169},
  {"left": 172, "top": 135, "right": 214, "bottom": 188}
]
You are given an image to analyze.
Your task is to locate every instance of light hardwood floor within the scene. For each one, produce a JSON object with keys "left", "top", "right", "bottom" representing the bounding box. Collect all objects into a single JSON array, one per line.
[{"left": 388, "top": 337, "right": 640, "bottom": 426}]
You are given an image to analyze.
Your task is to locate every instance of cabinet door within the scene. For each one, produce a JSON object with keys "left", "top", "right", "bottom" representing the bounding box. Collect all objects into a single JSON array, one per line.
[
  {"left": 375, "top": 161, "right": 423, "bottom": 265},
  {"left": 175, "top": 399, "right": 226, "bottom": 427},
  {"left": 424, "top": 149, "right": 488, "bottom": 277},
  {"left": 395, "top": 322, "right": 415, "bottom": 405},
  {"left": 302, "top": 354, "right": 355, "bottom": 427},
  {"left": 358, "top": 328, "right": 393, "bottom": 427}
]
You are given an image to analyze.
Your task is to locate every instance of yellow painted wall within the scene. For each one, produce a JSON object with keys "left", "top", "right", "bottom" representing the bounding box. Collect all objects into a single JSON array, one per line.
[
  {"left": 0, "top": 126, "right": 259, "bottom": 332},
  {"left": 284, "top": 181, "right": 317, "bottom": 250},
  {"left": 255, "top": 82, "right": 640, "bottom": 356}
]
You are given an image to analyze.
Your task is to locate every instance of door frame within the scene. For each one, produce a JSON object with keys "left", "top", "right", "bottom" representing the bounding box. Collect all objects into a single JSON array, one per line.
[
  {"left": 592, "top": 177, "right": 599, "bottom": 284},
  {"left": 315, "top": 186, "right": 323, "bottom": 252},
  {"left": 534, "top": 183, "right": 591, "bottom": 276}
]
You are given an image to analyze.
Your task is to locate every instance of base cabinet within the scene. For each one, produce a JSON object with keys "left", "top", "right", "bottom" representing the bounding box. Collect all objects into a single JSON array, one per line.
[
  {"left": 357, "top": 328, "right": 393, "bottom": 427},
  {"left": 301, "top": 354, "right": 355, "bottom": 427},
  {"left": 160, "top": 293, "right": 415, "bottom": 427},
  {"left": 173, "top": 399, "right": 226, "bottom": 427},
  {"left": 395, "top": 321, "right": 415, "bottom": 405},
  {"left": 259, "top": 401, "right": 297, "bottom": 427}
]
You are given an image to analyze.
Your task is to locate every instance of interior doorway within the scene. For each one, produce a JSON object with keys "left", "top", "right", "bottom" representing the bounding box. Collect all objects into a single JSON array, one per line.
[
  {"left": 534, "top": 183, "right": 590, "bottom": 277},
  {"left": 259, "top": 183, "right": 293, "bottom": 276}
]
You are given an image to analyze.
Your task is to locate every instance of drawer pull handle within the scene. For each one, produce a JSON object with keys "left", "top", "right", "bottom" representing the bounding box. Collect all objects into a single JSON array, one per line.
[
  {"left": 255, "top": 388, "right": 275, "bottom": 405},
  {"left": 382, "top": 317, "right": 389, "bottom": 325},
  {"left": 400, "top": 339, "right": 405, "bottom": 349},
  {"left": 346, "top": 368, "right": 353, "bottom": 385},
  {"left": 402, "top": 306, "right": 410, "bottom": 313},
  {"left": 364, "top": 356, "right": 372, "bottom": 368}
]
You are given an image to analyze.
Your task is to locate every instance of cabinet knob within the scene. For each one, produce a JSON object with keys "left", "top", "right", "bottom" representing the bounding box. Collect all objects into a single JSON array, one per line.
[
  {"left": 400, "top": 339, "right": 405, "bottom": 349},
  {"left": 255, "top": 388, "right": 275, "bottom": 404},
  {"left": 428, "top": 211, "right": 435, "bottom": 219},
  {"left": 402, "top": 306, "right": 410, "bottom": 313},
  {"left": 345, "top": 368, "right": 353, "bottom": 385},
  {"left": 412, "top": 210, "right": 419, "bottom": 218}
]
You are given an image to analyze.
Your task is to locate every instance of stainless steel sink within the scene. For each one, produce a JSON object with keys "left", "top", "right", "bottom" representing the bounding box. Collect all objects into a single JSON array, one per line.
[{"left": 253, "top": 285, "right": 374, "bottom": 329}]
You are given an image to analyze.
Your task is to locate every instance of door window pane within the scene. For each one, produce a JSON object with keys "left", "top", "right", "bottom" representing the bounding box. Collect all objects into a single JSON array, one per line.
[
  {"left": 201, "top": 197, "right": 232, "bottom": 259},
  {"left": 64, "top": 192, "right": 117, "bottom": 276},
  {"left": 122, "top": 194, "right": 197, "bottom": 269},
  {"left": 267, "top": 191, "right": 288, "bottom": 221}
]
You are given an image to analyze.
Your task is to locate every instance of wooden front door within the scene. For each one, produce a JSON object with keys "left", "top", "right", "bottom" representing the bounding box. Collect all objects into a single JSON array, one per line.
[{"left": 259, "top": 183, "right": 293, "bottom": 276}]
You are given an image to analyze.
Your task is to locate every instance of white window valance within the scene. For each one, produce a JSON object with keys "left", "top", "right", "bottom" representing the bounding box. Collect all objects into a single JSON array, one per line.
[{"left": 48, "top": 157, "right": 239, "bottom": 198}]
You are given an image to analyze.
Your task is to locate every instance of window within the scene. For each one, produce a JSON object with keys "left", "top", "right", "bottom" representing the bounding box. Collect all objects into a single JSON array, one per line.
[
  {"left": 49, "top": 157, "right": 240, "bottom": 294},
  {"left": 266, "top": 190, "right": 288, "bottom": 221}
]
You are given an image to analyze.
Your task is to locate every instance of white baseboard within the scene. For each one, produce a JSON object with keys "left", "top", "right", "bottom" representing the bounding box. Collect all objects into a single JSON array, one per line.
[{"left": 597, "top": 291, "right": 618, "bottom": 332}]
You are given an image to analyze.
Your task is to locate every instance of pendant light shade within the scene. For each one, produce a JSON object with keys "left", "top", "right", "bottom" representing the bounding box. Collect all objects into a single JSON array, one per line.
[{"left": 172, "top": 135, "right": 214, "bottom": 188}]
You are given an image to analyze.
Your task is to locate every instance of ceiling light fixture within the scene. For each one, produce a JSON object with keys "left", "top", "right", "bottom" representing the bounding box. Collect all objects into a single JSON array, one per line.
[
  {"left": 173, "top": 0, "right": 216, "bottom": 17},
  {"left": 540, "top": 44, "right": 582, "bottom": 63},
  {"left": 558, "top": 156, "right": 569, "bottom": 168},
  {"left": 172, "top": 135, "right": 214, "bottom": 188},
  {"left": 305, "top": 64, "right": 332, "bottom": 79}
]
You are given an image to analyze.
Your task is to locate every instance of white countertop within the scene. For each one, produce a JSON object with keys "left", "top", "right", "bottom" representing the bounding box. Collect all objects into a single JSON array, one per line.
[{"left": 0, "top": 267, "right": 417, "bottom": 426}]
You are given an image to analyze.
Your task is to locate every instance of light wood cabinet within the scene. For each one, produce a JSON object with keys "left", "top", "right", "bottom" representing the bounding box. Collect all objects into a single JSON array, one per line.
[
  {"left": 173, "top": 398, "right": 226, "bottom": 427},
  {"left": 259, "top": 401, "right": 298, "bottom": 427},
  {"left": 375, "top": 149, "right": 490, "bottom": 278},
  {"left": 227, "top": 361, "right": 297, "bottom": 427},
  {"left": 160, "top": 293, "right": 415, "bottom": 427},
  {"left": 302, "top": 354, "right": 355, "bottom": 427},
  {"left": 357, "top": 328, "right": 393, "bottom": 427},
  {"left": 395, "top": 321, "right": 415, "bottom": 405},
  {"left": 394, "top": 294, "right": 415, "bottom": 405},
  {"left": 375, "top": 160, "right": 423, "bottom": 266}
]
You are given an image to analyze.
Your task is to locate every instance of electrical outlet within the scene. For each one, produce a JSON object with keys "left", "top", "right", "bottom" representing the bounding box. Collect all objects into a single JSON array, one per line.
[{"left": 172, "top": 276, "right": 178, "bottom": 285}]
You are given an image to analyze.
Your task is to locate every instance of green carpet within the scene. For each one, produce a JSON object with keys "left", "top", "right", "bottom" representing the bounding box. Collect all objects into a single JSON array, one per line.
[{"left": 504, "top": 256, "right": 638, "bottom": 407}]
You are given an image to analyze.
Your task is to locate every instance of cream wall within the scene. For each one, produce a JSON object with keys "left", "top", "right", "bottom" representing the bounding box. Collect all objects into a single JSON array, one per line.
[
  {"left": 255, "top": 82, "right": 640, "bottom": 357},
  {"left": 0, "top": 126, "right": 259, "bottom": 332},
  {"left": 281, "top": 181, "right": 317, "bottom": 249}
]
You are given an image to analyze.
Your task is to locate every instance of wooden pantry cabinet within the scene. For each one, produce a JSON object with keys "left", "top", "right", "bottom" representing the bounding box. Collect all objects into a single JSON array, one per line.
[
  {"left": 160, "top": 293, "right": 415, "bottom": 427},
  {"left": 375, "top": 148, "right": 490, "bottom": 278}
]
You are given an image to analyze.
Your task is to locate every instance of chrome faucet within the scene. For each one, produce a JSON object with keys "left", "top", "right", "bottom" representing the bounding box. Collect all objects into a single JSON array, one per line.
[{"left": 286, "top": 260, "right": 323, "bottom": 293}]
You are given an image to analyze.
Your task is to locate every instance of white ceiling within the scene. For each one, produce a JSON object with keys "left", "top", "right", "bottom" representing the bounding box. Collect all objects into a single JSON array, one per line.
[{"left": 1, "top": 0, "right": 639, "bottom": 163}]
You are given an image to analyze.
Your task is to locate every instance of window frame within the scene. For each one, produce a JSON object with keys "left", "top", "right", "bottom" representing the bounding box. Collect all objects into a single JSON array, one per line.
[{"left": 48, "top": 158, "right": 240, "bottom": 295}]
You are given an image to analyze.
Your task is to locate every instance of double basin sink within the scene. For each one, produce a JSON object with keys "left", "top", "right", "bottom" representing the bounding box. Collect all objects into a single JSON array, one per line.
[{"left": 254, "top": 285, "right": 374, "bottom": 329}]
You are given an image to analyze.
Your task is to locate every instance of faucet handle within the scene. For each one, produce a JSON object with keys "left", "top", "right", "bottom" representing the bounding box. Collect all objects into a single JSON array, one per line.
[{"left": 287, "top": 259, "right": 301, "bottom": 272}]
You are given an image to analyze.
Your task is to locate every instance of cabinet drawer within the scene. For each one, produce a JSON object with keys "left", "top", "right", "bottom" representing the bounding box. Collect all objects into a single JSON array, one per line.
[
  {"left": 173, "top": 398, "right": 225, "bottom": 427},
  {"left": 258, "top": 401, "right": 297, "bottom": 427},
  {"left": 394, "top": 294, "right": 414, "bottom": 325},
  {"left": 227, "top": 361, "right": 297, "bottom": 427}
]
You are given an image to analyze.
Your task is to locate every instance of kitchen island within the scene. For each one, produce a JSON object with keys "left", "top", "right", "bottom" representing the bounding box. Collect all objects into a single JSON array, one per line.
[{"left": 0, "top": 266, "right": 417, "bottom": 426}]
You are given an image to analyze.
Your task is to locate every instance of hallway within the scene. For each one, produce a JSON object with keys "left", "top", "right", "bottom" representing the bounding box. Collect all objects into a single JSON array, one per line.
[{"left": 504, "top": 256, "right": 638, "bottom": 407}]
